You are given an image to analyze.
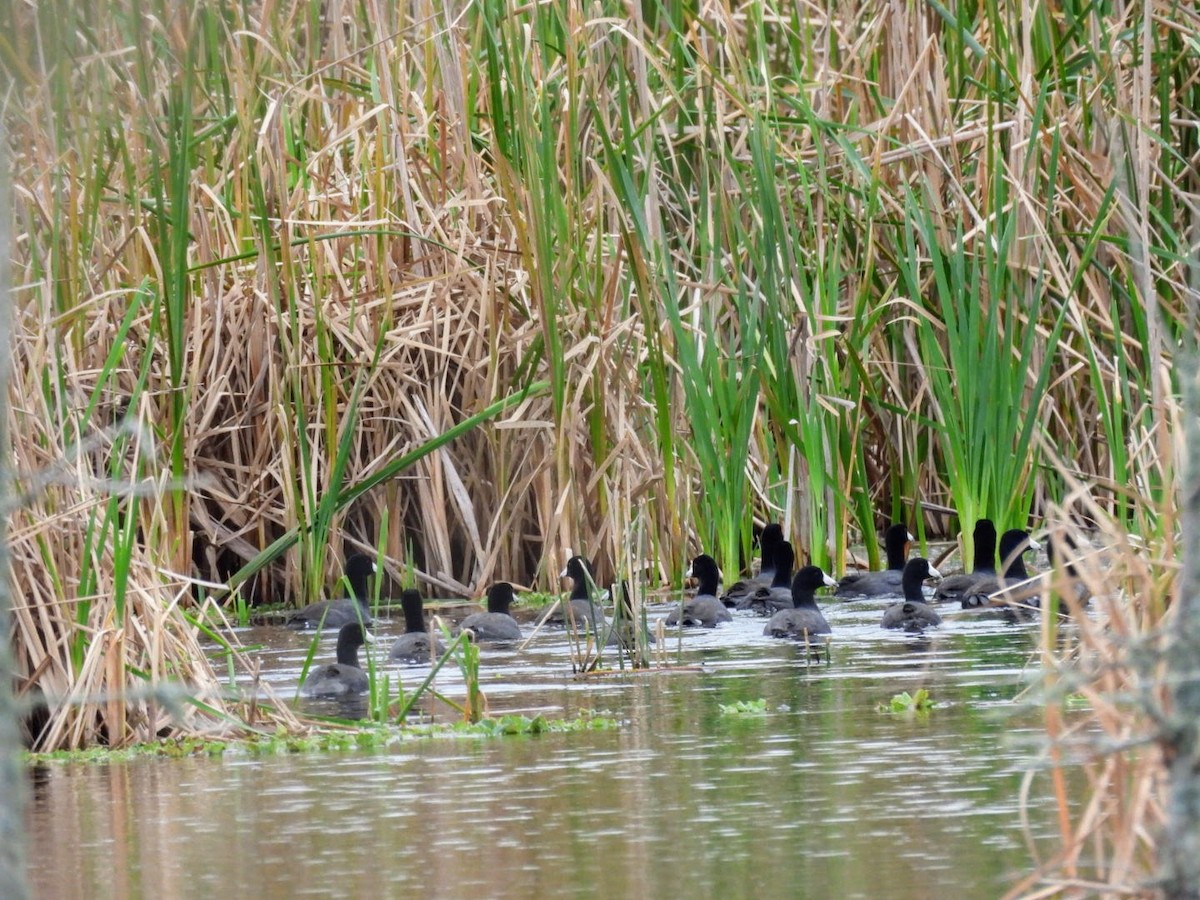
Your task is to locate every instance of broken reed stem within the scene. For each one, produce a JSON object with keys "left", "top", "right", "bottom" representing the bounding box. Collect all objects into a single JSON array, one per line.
[
  {"left": 1160, "top": 357, "right": 1200, "bottom": 898},
  {"left": 0, "top": 126, "right": 29, "bottom": 900}
]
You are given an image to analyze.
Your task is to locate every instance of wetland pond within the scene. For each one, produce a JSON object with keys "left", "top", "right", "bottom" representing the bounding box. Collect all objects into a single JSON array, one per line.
[{"left": 26, "top": 594, "right": 1076, "bottom": 898}]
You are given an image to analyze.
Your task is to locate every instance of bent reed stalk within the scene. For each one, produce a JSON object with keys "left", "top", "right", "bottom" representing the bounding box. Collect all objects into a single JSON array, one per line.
[{"left": 2, "top": 0, "right": 1196, "bottom": 888}]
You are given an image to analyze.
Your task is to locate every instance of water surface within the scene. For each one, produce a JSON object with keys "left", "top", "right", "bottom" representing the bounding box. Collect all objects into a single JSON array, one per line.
[{"left": 27, "top": 594, "right": 1072, "bottom": 898}]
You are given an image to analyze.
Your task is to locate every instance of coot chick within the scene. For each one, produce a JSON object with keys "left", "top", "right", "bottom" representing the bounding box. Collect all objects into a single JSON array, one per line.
[
  {"left": 881, "top": 558, "right": 944, "bottom": 630},
  {"left": 459, "top": 582, "right": 523, "bottom": 642},
  {"left": 736, "top": 541, "right": 796, "bottom": 615},
  {"left": 554, "top": 556, "right": 608, "bottom": 630},
  {"left": 932, "top": 518, "right": 997, "bottom": 604},
  {"left": 666, "top": 555, "right": 731, "bottom": 628},
  {"left": 764, "top": 566, "right": 837, "bottom": 639},
  {"left": 720, "top": 523, "right": 784, "bottom": 607},
  {"left": 961, "top": 529, "right": 1040, "bottom": 610},
  {"left": 288, "top": 553, "right": 377, "bottom": 629},
  {"left": 835, "top": 524, "right": 914, "bottom": 597},
  {"left": 389, "top": 589, "right": 448, "bottom": 663},
  {"left": 303, "top": 622, "right": 372, "bottom": 696}
]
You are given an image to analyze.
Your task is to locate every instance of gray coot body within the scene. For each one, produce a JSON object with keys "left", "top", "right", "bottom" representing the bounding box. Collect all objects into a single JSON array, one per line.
[
  {"left": 390, "top": 589, "right": 448, "bottom": 663},
  {"left": 555, "top": 556, "right": 608, "bottom": 629},
  {"left": 881, "top": 558, "right": 944, "bottom": 630},
  {"left": 303, "top": 622, "right": 372, "bottom": 696},
  {"left": 933, "top": 519, "right": 997, "bottom": 604},
  {"left": 459, "top": 582, "right": 523, "bottom": 642},
  {"left": 667, "top": 555, "right": 731, "bottom": 628},
  {"left": 737, "top": 542, "right": 796, "bottom": 615},
  {"left": 288, "top": 553, "right": 376, "bottom": 629},
  {"left": 720, "top": 523, "right": 784, "bottom": 608},
  {"left": 961, "top": 529, "right": 1040, "bottom": 611},
  {"left": 764, "top": 566, "right": 837, "bottom": 639},
  {"left": 835, "top": 524, "right": 914, "bottom": 597}
]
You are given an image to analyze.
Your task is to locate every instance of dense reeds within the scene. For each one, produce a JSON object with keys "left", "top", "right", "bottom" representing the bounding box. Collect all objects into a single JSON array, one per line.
[{"left": 2, "top": 0, "right": 1197, "bottom": 888}]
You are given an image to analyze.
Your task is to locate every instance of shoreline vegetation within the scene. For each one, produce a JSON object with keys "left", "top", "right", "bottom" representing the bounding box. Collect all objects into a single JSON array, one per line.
[{"left": 2, "top": 0, "right": 1195, "bottom": 892}]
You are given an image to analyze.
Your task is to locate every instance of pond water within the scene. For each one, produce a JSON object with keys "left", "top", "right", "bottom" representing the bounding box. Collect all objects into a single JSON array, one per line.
[{"left": 25, "top": 592, "right": 1075, "bottom": 898}]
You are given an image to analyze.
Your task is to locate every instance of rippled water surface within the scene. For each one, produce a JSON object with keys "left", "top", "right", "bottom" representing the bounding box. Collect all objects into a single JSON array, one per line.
[{"left": 26, "top": 594, "right": 1073, "bottom": 898}]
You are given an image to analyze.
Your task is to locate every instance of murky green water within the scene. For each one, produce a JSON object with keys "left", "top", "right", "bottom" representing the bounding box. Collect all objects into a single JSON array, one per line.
[{"left": 26, "top": 596, "right": 1073, "bottom": 898}]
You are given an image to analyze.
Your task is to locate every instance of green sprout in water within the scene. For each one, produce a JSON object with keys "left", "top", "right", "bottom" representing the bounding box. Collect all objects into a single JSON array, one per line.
[
  {"left": 881, "top": 689, "right": 934, "bottom": 715},
  {"left": 718, "top": 698, "right": 769, "bottom": 716}
]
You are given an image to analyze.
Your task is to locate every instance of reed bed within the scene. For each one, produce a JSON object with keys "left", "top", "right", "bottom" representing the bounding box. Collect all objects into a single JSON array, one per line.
[{"left": 2, "top": 0, "right": 1197, "bottom": 888}]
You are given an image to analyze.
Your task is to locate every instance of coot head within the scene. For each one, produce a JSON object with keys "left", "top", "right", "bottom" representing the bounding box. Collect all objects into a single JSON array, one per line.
[
  {"left": 884, "top": 523, "right": 914, "bottom": 571},
  {"left": 997, "top": 529, "right": 1040, "bottom": 579},
  {"left": 971, "top": 519, "right": 998, "bottom": 573},
  {"left": 486, "top": 582, "right": 516, "bottom": 615},
  {"left": 901, "top": 557, "right": 942, "bottom": 602},
  {"left": 790, "top": 565, "right": 837, "bottom": 606},
  {"left": 687, "top": 555, "right": 722, "bottom": 596},
  {"left": 344, "top": 553, "right": 377, "bottom": 601},
  {"left": 400, "top": 588, "right": 427, "bottom": 633}
]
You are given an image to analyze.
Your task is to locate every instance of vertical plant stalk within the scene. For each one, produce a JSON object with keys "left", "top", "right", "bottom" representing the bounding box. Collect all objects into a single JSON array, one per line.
[
  {"left": 1161, "top": 357, "right": 1200, "bottom": 898},
  {"left": 0, "top": 128, "right": 28, "bottom": 898}
]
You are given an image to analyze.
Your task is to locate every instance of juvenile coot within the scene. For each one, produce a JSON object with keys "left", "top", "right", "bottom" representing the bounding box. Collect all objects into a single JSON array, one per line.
[
  {"left": 302, "top": 622, "right": 372, "bottom": 696},
  {"left": 288, "top": 553, "right": 376, "bottom": 629},
  {"left": 835, "top": 524, "right": 914, "bottom": 597},
  {"left": 736, "top": 541, "right": 796, "bottom": 615},
  {"left": 667, "top": 555, "right": 732, "bottom": 628},
  {"left": 459, "top": 582, "right": 523, "bottom": 642},
  {"left": 389, "top": 588, "right": 448, "bottom": 663},
  {"left": 720, "top": 523, "right": 784, "bottom": 607},
  {"left": 764, "top": 566, "right": 837, "bottom": 639},
  {"left": 555, "top": 556, "right": 608, "bottom": 630},
  {"left": 933, "top": 519, "right": 997, "bottom": 604},
  {"left": 881, "top": 558, "right": 944, "bottom": 630},
  {"left": 961, "top": 529, "right": 1040, "bottom": 610}
]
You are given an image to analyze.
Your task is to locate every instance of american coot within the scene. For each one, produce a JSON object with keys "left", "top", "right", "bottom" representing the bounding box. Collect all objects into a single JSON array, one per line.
[
  {"left": 835, "top": 524, "right": 914, "bottom": 597},
  {"left": 603, "top": 580, "right": 655, "bottom": 648},
  {"left": 736, "top": 541, "right": 796, "bottom": 615},
  {"left": 288, "top": 553, "right": 377, "bottom": 629},
  {"left": 555, "top": 556, "right": 608, "bottom": 629},
  {"left": 933, "top": 519, "right": 997, "bottom": 603},
  {"left": 389, "top": 589, "right": 449, "bottom": 663},
  {"left": 881, "top": 558, "right": 944, "bottom": 630},
  {"left": 1037, "top": 529, "right": 1091, "bottom": 616},
  {"left": 961, "top": 529, "right": 1040, "bottom": 610},
  {"left": 303, "top": 622, "right": 373, "bottom": 696},
  {"left": 667, "top": 555, "right": 732, "bottom": 628},
  {"left": 764, "top": 566, "right": 837, "bottom": 639},
  {"left": 459, "top": 582, "right": 523, "bottom": 642},
  {"left": 720, "top": 523, "right": 784, "bottom": 607}
]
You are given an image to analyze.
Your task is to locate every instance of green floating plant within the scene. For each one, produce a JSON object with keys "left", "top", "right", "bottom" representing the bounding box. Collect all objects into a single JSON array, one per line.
[
  {"left": 718, "top": 698, "right": 769, "bottom": 716},
  {"left": 26, "top": 710, "right": 622, "bottom": 764},
  {"left": 881, "top": 689, "right": 934, "bottom": 715}
]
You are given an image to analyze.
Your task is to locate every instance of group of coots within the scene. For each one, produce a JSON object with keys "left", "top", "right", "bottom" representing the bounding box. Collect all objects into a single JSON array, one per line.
[
  {"left": 295, "top": 554, "right": 614, "bottom": 697},
  {"left": 696, "top": 518, "right": 1069, "bottom": 638},
  {"left": 295, "top": 519, "right": 1077, "bottom": 697}
]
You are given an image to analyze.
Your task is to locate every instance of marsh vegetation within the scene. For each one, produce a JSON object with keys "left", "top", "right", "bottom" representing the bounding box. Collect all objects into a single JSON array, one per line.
[{"left": 3, "top": 0, "right": 1197, "bottom": 893}]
